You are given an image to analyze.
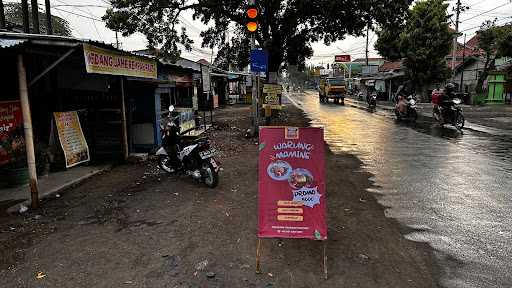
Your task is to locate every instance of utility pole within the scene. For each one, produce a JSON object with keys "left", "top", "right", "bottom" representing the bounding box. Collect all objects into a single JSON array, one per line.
[
  {"left": 21, "top": 0, "right": 30, "bottom": 33},
  {"left": 460, "top": 34, "right": 466, "bottom": 92},
  {"left": 44, "top": 0, "right": 52, "bottom": 35},
  {"left": 0, "top": 0, "right": 6, "bottom": 30},
  {"left": 251, "top": 35, "right": 259, "bottom": 134},
  {"left": 31, "top": 0, "right": 40, "bottom": 34},
  {"left": 115, "top": 31, "right": 119, "bottom": 48},
  {"left": 451, "top": 0, "right": 461, "bottom": 78},
  {"left": 365, "top": 22, "right": 370, "bottom": 67}
]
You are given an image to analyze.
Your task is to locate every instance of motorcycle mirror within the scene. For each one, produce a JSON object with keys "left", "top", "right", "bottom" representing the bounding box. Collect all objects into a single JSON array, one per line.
[{"left": 169, "top": 105, "right": 175, "bottom": 112}]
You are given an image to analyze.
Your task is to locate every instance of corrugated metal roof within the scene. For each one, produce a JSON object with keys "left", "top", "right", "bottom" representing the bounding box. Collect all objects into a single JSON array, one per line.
[{"left": 0, "top": 39, "right": 26, "bottom": 49}]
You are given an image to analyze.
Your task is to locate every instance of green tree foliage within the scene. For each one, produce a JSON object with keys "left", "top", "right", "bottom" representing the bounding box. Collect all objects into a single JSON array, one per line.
[
  {"left": 476, "top": 21, "right": 512, "bottom": 93},
  {"left": 4, "top": 3, "right": 72, "bottom": 36},
  {"left": 375, "top": 26, "right": 404, "bottom": 61},
  {"left": 103, "top": 0, "right": 412, "bottom": 71},
  {"left": 213, "top": 33, "right": 250, "bottom": 71},
  {"left": 399, "top": 0, "right": 453, "bottom": 93}
]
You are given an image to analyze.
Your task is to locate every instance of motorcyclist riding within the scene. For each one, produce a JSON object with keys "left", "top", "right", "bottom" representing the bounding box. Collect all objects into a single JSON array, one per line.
[{"left": 440, "top": 82, "right": 457, "bottom": 120}]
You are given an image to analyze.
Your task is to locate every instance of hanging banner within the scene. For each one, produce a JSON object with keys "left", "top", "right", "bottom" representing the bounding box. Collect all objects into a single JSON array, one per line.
[
  {"left": 0, "top": 101, "right": 23, "bottom": 166},
  {"left": 54, "top": 111, "right": 90, "bottom": 168},
  {"left": 258, "top": 127, "right": 327, "bottom": 240},
  {"left": 83, "top": 44, "right": 157, "bottom": 79}
]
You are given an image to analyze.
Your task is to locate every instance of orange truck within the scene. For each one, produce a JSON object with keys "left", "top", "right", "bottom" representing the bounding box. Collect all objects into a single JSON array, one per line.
[{"left": 319, "top": 77, "right": 346, "bottom": 105}]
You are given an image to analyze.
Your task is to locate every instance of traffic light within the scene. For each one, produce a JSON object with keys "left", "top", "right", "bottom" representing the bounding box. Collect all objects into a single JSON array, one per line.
[{"left": 246, "top": 0, "right": 258, "bottom": 33}]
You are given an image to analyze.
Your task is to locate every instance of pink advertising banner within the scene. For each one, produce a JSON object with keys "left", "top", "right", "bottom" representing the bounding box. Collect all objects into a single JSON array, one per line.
[{"left": 258, "top": 127, "right": 327, "bottom": 240}]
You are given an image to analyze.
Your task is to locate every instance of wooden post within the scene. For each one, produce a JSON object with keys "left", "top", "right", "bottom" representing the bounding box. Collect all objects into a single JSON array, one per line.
[
  {"left": 120, "top": 77, "right": 129, "bottom": 161},
  {"left": 31, "top": 0, "right": 40, "bottom": 34},
  {"left": 21, "top": 0, "right": 30, "bottom": 33},
  {"left": 256, "top": 238, "right": 262, "bottom": 274},
  {"left": 0, "top": 0, "right": 6, "bottom": 29},
  {"left": 323, "top": 241, "right": 328, "bottom": 280},
  {"left": 44, "top": 0, "right": 52, "bottom": 35},
  {"left": 17, "top": 54, "right": 39, "bottom": 209}
]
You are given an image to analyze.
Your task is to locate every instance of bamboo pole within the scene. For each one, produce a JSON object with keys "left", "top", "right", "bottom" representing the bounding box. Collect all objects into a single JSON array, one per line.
[
  {"left": 120, "top": 76, "right": 129, "bottom": 161},
  {"left": 17, "top": 54, "right": 39, "bottom": 209},
  {"left": 21, "top": 0, "right": 30, "bottom": 33},
  {"left": 44, "top": 0, "right": 52, "bottom": 35},
  {"left": 323, "top": 241, "right": 328, "bottom": 280},
  {"left": 30, "top": 0, "right": 39, "bottom": 34},
  {"left": 0, "top": 0, "right": 6, "bottom": 29},
  {"left": 255, "top": 238, "right": 262, "bottom": 274}
]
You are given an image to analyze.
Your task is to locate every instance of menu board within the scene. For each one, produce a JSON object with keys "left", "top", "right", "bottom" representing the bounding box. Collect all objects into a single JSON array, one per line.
[
  {"left": 263, "top": 84, "right": 282, "bottom": 110},
  {"left": 258, "top": 127, "right": 327, "bottom": 240},
  {"left": 54, "top": 111, "right": 90, "bottom": 168}
]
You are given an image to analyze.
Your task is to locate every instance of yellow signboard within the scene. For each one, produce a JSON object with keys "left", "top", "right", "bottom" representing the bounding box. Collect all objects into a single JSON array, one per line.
[
  {"left": 83, "top": 44, "right": 157, "bottom": 79},
  {"left": 54, "top": 111, "right": 90, "bottom": 168},
  {"left": 263, "top": 84, "right": 282, "bottom": 110}
]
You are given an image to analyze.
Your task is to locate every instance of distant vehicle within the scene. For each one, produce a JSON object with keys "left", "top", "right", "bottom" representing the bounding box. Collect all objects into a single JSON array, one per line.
[
  {"left": 319, "top": 77, "right": 346, "bottom": 105},
  {"left": 367, "top": 91, "right": 377, "bottom": 111}
]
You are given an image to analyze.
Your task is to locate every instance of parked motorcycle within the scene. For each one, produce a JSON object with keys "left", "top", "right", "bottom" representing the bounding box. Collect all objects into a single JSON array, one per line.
[
  {"left": 367, "top": 92, "right": 377, "bottom": 110},
  {"left": 432, "top": 91, "right": 465, "bottom": 131},
  {"left": 156, "top": 106, "right": 220, "bottom": 188},
  {"left": 394, "top": 95, "right": 418, "bottom": 122}
]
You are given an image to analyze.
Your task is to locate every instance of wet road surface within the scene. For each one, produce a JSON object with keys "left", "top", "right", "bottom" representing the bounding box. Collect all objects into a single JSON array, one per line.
[{"left": 286, "top": 91, "right": 512, "bottom": 288}]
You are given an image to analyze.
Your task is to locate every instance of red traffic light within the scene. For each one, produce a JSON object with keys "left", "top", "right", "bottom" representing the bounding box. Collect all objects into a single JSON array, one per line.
[{"left": 247, "top": 8, "right": 258, "bottom": 18}]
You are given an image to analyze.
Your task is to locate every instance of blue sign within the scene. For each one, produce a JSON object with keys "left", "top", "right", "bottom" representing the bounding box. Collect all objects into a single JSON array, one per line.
[{"left": 250, "top": 49, "right": 268, "bottom": 73}]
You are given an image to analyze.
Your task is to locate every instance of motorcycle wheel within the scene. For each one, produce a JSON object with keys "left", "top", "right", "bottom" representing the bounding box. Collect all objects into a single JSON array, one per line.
[
  {"left": 395, "top": 110, "right": 402, "bottom": 121},
  {"left": 455, "top": 113, "right": 465, "bottom": 130},
  {"left": 410, "top": 110, "right": 418, "bottom": 122},
  {"left": 202, "top": 161, "right": 219, "bottom": 188},
  {"left": 158, "top": 155, "right": 173, "bottom": 173}
]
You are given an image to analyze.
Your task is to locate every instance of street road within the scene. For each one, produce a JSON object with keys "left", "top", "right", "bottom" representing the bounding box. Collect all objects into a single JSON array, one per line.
[{"left": 286, "top": 91, "right": 512, "bottom": 288}]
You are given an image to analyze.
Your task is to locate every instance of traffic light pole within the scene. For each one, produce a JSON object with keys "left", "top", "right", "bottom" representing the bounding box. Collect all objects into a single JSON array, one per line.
[{"left": 251, "top": 35, "right": 259, "bottom": 136}]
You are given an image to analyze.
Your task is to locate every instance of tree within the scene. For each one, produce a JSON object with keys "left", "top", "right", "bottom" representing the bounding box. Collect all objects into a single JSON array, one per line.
[
  {"left": 4, "top": 3, "right": 72, "bottom": 36},
  {"left": 476, "top": 21, "right": 512, "bottom": 93},
  {"left": 213, "top": 34, "right": 250, "bottom": 71},
  {"left": 399, "top": 0, "right": 453, "bottom": 96},
  {"left": 375, "top": 26, "right": 405, "bottom": 61},
  {"left": 103, "top": 0, "right": 412, "bottom": 71}
]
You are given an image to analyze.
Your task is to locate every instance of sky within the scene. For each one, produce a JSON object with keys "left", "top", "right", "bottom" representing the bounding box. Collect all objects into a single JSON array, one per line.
[{"left": 4, "top": 0, "right": 512, "bottom": 65}]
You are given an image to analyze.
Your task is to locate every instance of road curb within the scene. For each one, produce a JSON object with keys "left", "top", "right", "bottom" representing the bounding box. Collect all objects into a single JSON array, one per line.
[{"left": 6, "top": 165, "right": 113, "bottom": 214}]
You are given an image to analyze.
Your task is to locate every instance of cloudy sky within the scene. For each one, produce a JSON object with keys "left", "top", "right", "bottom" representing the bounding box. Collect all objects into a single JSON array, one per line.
[{"left": 5, "top": 0, "right": 512, "bottom": 64}]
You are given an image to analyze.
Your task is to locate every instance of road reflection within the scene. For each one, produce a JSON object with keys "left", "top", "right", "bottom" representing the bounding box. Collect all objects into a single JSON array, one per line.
[{"left": 287, "top": 92, "right": 512, "bottom": 288}]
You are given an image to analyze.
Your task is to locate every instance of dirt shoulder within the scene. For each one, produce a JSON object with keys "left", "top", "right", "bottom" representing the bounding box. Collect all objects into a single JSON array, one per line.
[{"left": 0, "top": 104, "right": 439, "bottom": 287}]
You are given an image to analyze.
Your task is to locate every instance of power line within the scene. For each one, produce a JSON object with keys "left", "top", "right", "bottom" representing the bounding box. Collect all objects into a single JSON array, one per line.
[
  {"left": 460, "top": 2, "right": 512, "bottom": 23},
  {"left": 52, "top": 7, "right": 102, "bottom": 21},
  {"left": 459, "top": 16, "right": 512, "bottom": 33}
]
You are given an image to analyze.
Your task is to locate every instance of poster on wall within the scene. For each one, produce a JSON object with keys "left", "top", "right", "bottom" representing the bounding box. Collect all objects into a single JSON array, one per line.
[
  {"left": 54, "top": 111, "right": 90, "bottom": 168},
  {"left": 0, "top": 101, "right": 23, "bottom": 167},
  {"left": 258, "top": 127, "right": 327, "bottom": 240},
  {"left": 213, "top": 94, "right": 219, "bottom": 109}
]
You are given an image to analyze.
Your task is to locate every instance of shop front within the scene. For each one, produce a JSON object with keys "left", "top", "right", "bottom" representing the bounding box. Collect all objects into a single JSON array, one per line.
[{"left": 0, "top": 32, "right": 157, "bottom": 207}]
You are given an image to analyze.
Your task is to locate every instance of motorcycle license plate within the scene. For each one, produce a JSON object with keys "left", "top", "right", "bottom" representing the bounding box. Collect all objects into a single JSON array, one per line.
[{"left": 199, "top": 148, "right": 217, "bottom": 159}]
